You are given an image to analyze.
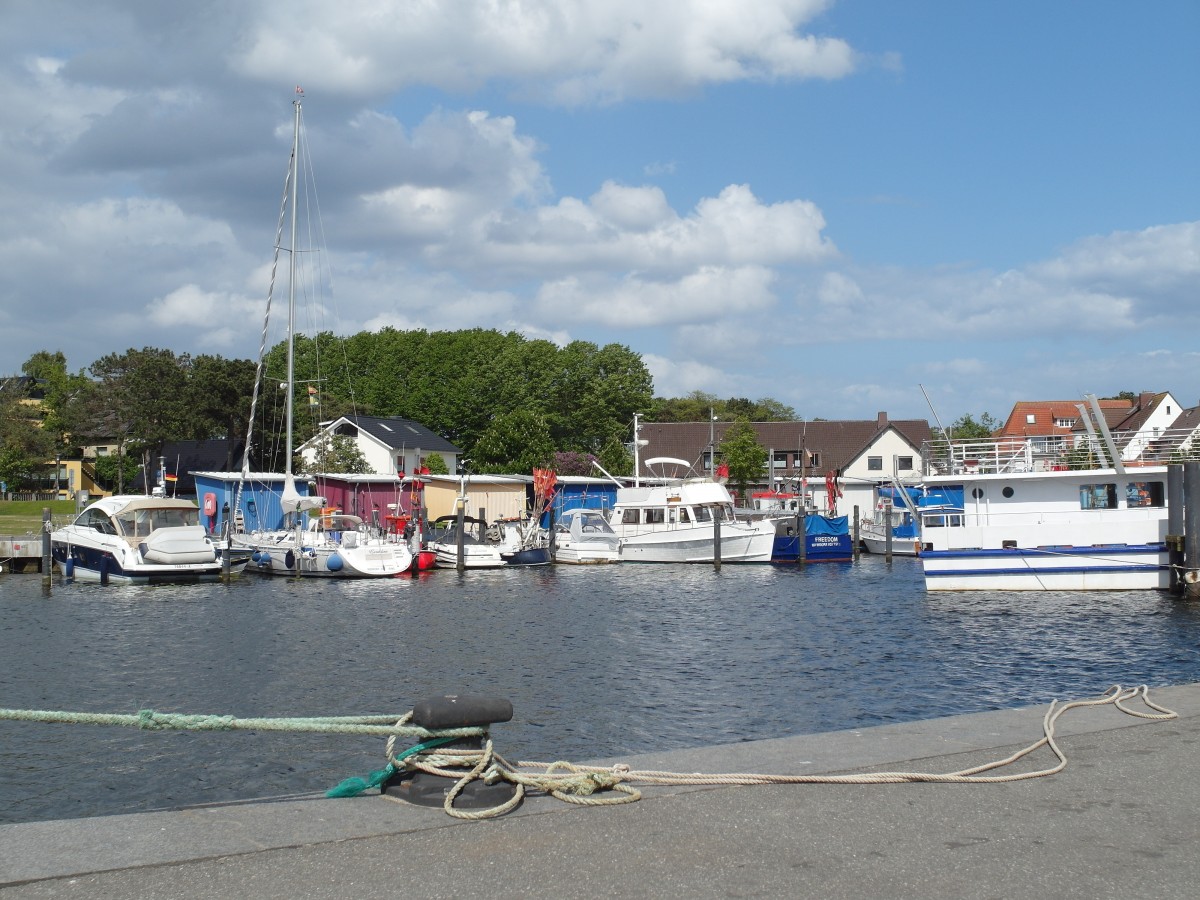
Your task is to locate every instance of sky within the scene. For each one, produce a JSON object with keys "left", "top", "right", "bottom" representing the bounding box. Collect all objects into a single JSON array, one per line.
[{"left": 0, "top": 0, "right": 1197, "bottom": 425}]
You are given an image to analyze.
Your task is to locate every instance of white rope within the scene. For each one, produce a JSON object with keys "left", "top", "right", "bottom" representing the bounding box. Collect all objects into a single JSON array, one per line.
[{"left": 382, "top": 685, "right": 1177, "bottom": 819}]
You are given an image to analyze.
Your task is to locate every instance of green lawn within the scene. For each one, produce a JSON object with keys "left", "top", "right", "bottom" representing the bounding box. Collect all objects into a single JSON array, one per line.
[{"left": 0, "top": 499, "right": 80, "bottom": 534}]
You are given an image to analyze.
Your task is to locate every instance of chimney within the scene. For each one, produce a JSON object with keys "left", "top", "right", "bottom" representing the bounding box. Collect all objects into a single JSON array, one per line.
[
  {"left": 876, "top": 411, "right": 888, "bottom": 428},
  {"left": 1138, "top": 391, "right": 1155, "bottom": 410}
]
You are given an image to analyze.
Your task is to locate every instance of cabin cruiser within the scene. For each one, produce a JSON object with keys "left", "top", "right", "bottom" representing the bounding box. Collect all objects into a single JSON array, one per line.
[
  {"left": 608, "top": 459, "right": 776, "bottom": 563},
  {"left": 51, "top": 495, "right": 223, "bottom": 584}
]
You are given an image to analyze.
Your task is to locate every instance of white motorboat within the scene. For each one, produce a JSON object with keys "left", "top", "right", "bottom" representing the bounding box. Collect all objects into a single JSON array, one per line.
[
  {"left": 51, "top": 495, "right": 223, "bottom": 584},
  {"left": 608, "top": 459, "right": 776, "bottom": 563},
  {"left": 227, "top": 93, "right": 412, "bottom": 578},
  {"left": 551, "top": 509, "right": 620, "bottom": 564},
  {"left": 425, "top": 516, "right": 506, "bottom": 569}
]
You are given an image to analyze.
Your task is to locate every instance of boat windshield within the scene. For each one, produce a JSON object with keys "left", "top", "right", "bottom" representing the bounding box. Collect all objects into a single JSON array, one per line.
[{"left": 115, "top": 506, "right": 199, "bottom": 537}]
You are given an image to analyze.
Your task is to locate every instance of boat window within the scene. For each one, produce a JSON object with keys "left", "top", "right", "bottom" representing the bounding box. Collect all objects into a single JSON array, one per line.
[
  {"left": 1002, "top": 487, "right": 1014, "bottom": 498},
  {"left": 1126, "top": 481, "right": 1165, "bottom": 508},
  {"left": 1080, "top": 483, "right": 1118, "bottom": 510},
  {"left": 971, "top": 488, "right": 984, "bottom": 499},
  {"left": 644, "top": 508, "right": 666, "bottom": 525},
  {"left": 693, "top": 506, "right": 712, "bottom": 523},
  {"left": 679, "top": 508, "right": 691, "bottom": 524},
  {"left": 82, "top": 509, "right": 117, "bottom": 534},
  {"left": 622, "top": 509, "right": 640, "bottom": 525}
]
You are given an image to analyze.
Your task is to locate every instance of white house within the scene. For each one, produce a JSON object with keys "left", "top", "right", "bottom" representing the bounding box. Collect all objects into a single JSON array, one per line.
[{"left": 297, "top": 415, "right": 461, "bottom": 475}]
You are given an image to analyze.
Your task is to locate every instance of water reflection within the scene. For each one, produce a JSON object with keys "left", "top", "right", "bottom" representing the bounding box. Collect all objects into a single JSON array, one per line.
[{"left": 1, "top": 557, "right": 1198, "bottom": 823}]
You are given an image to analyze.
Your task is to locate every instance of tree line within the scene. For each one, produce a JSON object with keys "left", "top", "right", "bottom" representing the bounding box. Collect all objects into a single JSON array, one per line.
[{"left": 1, "top": 330, "right": 805, "bottom": 491}]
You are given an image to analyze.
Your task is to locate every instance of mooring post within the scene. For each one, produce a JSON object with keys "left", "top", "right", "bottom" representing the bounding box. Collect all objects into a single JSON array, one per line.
[
  {"left": 884, "top": 502, "right": 893, "bottom": 562},
  {"left": 455, "top": 499, "right": 466, "bottom": 573},
  {"left": 1167, "top": 464, "right": 1184, "bottom": 596},
  {"left": 1184, "top": 462, "right": 1200, "bottom": 599},
  {"left": 852, "top": 504, "right": 860, "bottom": 560},
  {"left": 713, "top": 509, "right": 722, "bottom": 571},
  {"left": 41, "top": 507, "right": 52, "bottom": 588}
]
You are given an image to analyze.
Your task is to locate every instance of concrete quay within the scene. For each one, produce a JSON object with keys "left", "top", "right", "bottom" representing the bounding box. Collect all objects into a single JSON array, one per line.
[{"left": 2, "top": 682, "right": 1198, "bottom": 899}]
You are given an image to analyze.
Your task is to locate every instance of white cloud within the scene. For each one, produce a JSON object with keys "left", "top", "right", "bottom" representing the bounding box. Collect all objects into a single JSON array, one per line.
[
  {"left": 536, "top": 265, "right": 777, "bottom": 328},
  {"left": 232, "top": 1, "right": 857, "bottom": 104}
]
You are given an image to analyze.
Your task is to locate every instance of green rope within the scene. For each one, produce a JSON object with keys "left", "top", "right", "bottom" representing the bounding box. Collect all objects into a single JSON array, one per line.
[
  {"left": 0, "top": 707, "right": 485, "bottom": 740},
  {"left": 325, "top": 736, "right": 461, "bottom": 798}
]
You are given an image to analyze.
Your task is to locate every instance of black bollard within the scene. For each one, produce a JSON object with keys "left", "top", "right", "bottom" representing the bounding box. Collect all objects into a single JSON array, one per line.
[{"left": 382, "top": 695, "right": 518, "bottom": 810}]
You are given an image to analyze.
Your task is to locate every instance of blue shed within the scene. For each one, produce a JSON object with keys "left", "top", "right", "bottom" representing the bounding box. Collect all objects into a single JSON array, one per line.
[{"left": 192, "top": 471, "right": 316, "bottom": 537}]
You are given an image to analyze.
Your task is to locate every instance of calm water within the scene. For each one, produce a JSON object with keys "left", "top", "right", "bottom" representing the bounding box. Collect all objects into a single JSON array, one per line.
[{"left": 2, "top": 558, "right": 1199, "bottom": 824}]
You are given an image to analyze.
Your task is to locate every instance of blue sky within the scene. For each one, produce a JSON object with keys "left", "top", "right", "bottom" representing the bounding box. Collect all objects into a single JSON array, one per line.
[{"left": 1, "top": 1, "right": 1196, "bottom": 424}]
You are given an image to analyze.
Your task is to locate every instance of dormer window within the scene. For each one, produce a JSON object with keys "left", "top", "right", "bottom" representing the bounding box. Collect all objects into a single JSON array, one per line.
[{"left": 1054, "top": 418, "right": 1075, "bottom": 428}]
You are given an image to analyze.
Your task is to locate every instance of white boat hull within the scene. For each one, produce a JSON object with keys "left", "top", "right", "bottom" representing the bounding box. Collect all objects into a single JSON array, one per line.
[
  {"left": 922, "top": 545, "right": 1169, "bottom": 591},
  {"left": 619, "top": 526, "right": 775, "bottom": 563},
  {"left": 235, "top": 532, "right": 413, "bottom": 577},
  {"left": 553, "top": 544, "right": 620, "bottom": 564},
  {"left": 860, "top": 533, "right": 920, "bottom": 556}
]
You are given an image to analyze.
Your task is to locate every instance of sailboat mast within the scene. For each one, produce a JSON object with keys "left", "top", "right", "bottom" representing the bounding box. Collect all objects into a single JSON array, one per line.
[{"left": 285, "top": 95, "right": 300, "bottom": 479}]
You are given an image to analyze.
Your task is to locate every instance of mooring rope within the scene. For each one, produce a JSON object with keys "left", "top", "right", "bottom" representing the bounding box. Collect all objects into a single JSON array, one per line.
[
  {"left": 0, "top": 707, "right": 485, "bottom": 740},
  {"left": 0, "top": 685, "right": 1178, "bottom": 821},
  {"left": 365, "top": 684, "right": 1177, "bottom": 819}
]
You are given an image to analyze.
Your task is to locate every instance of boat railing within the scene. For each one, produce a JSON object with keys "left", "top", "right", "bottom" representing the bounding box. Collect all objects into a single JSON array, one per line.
[{"left": 922, "top": 426, "right": 1200, "bottom": 476}]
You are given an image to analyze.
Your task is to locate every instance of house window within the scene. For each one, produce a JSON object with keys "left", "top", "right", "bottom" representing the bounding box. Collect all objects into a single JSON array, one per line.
[
  {"left": 1054, "top": 418, "right": 1075, "bottom": 428},
  {"left": 1026, "top": 413, "right": 1036, "bottom": 424},
  {"left": 867, "top": 456, "right": 883, "bottom": 471},
  {"left": 808, "top": 452, "right": 820, "bottom": 468},
  {"left": 896, "top": 456, "right": 913, "bottom": 471},
  {"left": 773, "top": 451, "right": 787, "bottom": 468}
]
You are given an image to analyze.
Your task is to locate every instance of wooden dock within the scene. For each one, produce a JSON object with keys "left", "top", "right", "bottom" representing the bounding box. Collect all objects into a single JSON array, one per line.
[{"left": 0, "top": 534, "right": 46, "bottom": 573}]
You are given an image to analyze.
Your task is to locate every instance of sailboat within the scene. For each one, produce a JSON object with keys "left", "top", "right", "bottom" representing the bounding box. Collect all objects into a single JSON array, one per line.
[{"left": 228, "top": 92, "right": 413, "bottom": 578}]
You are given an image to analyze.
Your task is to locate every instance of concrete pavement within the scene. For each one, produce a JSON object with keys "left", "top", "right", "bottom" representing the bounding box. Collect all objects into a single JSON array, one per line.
[{"left": 2, "top": 682, "right": 1198, "bottom": 898}]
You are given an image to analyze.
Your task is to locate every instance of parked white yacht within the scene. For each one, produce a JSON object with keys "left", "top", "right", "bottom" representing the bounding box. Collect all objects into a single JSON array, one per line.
[
  {"left": 51, "top": 495, "right": 223, "bottom": 584},
  {"left": 608, "top": 459, "right": 776, "bottom": 563}
]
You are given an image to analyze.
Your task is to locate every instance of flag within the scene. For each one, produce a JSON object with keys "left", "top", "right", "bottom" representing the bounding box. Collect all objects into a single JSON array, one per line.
[{"left": 164, "top": 474, "right": 178, "bottom": 483}]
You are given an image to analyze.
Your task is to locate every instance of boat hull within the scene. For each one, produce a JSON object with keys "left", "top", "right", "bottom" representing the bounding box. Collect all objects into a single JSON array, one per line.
[
  {"left": 552, "top": 545, "right": 620, "bottom": 564},
  {"left": 52, "top": 541, "right": 223, "bottom": 584},
  {"left": 922, "top": 545, "right": 1169, "bottom": 591},
  {"left": 502, "top": 547, "right": 552, "bottom": 567},
  {"left": 770, "top": 534, "right": 854, "bottom": 564},
  {"left": 860, "top": 534, "right": 920, "bottom": 557},
  {"left": 238, "top": 536, "right": 413, "bottom": 577},
  {"left": 618, "top": 527, "right": 774, "bottom": 563}
]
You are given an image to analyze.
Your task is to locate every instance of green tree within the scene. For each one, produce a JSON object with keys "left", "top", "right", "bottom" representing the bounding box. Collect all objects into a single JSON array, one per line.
[
  {"left": 299, "top": 433, "right": 372, "bottom": 474},
  {"left": 949, "top": 412, "right": 1000, "bottom": 440},
  {"left": 596, "top": 435, "right": 633, "bottom": 477},
  {"left": 0, "top": 381, "right": 55, "bottom": 490},
  {"left": 718, "top": 419, "right": 768, "bottom": 501},
  {"left": 423, "top": 454, "right": 449, "bottom": 475},
  {"left": 88, "top": 348, "right": 192, "bottom": 452},
  {"left": 471, "top": 410, "right": 555, "bottom": 473},
  {"left": 186, "top": 354, "right": 258, "bottom": 445},
  {"left": 21, "top": 350, "right": 89, "bottom": 454}
]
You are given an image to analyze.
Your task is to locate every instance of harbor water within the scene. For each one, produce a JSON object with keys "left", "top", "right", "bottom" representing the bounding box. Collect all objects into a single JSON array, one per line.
[{"left": 2, "top": 556, "right": 1199, "bottom": 825}]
